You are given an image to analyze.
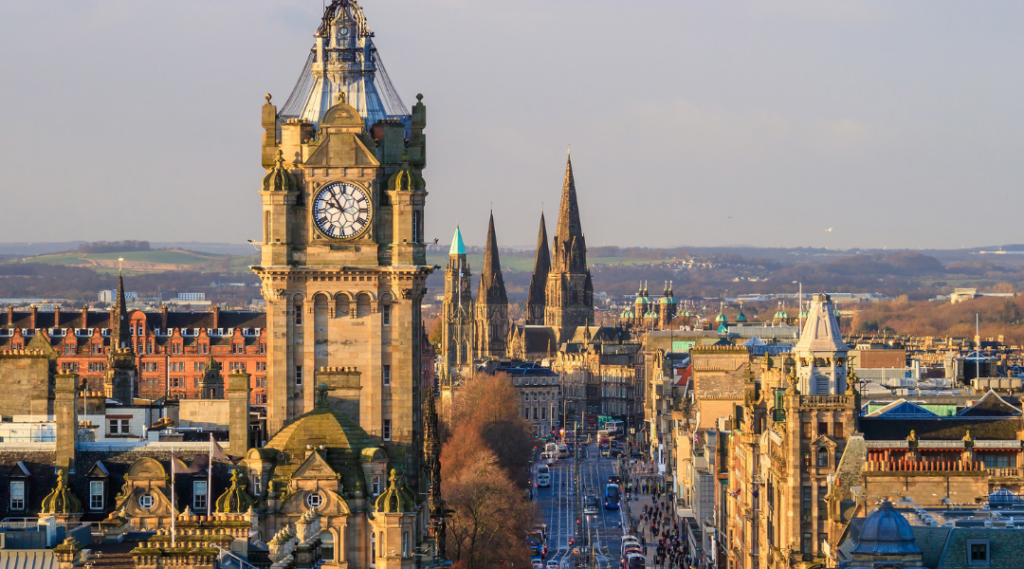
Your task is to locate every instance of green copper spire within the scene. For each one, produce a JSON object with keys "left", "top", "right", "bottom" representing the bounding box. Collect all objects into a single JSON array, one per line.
[{"left": 449, "top": 225, "right": 466, "bottom": 256}]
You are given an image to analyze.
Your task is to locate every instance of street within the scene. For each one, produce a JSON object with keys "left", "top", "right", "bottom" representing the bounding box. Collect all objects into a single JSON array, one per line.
[{"left": 534, "top": 442, "right": 626, "bottom": 568}]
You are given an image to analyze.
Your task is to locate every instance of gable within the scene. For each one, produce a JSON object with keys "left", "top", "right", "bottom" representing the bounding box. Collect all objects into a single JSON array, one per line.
[
  {"left": 304, "top": 132, "right": 379, "bottom": 168},
  {"left": 291, "top": 451, "right": 340, "bottom": 480},
  {"left": 865, "top": 399, "right": 939, "bottom": 419}
]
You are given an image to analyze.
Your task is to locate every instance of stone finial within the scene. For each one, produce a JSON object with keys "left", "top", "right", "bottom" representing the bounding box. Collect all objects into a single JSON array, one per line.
[{"left": 265, "top": 93, "right": 272, "bottom": 104}]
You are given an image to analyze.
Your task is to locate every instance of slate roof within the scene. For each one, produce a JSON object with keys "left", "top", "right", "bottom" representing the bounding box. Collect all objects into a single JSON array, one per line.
[
  {"left": 958, "top": 390, "right": 1021, "bottom": 417},
  {"left": 859, "top": 417, "right": 1021, "bottom": 441},
  {"left": 0, "top": 449, "right": 234, "bottom": 523}
]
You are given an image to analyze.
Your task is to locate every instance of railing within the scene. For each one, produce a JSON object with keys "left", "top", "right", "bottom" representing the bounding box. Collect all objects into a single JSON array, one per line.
[
  {"left": 987, "top": 468, "right": 1022, "bottom": 478},
  {"left": 864, "top": 460, "right": 984, "bottom": 473},
  {"left": 215, "top": 546, "right": 261, "bottom": 569},
  {"left": 799, "top": 395, "right": 850, "bottom": 408},
  {"left": 0, "top": 518, "right": 40, "bottom": 530}
]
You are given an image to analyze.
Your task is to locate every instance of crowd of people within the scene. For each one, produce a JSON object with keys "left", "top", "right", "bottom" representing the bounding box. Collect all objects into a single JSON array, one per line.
[{"left": 623, "top": 458, "right": 699, "bottom": 569}]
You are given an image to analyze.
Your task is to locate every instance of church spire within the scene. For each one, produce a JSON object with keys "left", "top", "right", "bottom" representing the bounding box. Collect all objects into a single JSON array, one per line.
[
  {"left": 478, "top": 212, "right": 507, "bottom": 305},
  {"left": 553, "top": 154, "right": 586, "bottom": 273},
  {"left": 112, "top": 274, "right": 131, "bottom": 351},
  {"left": 526, "top": 212, "right": 551, "bottom": 325}
]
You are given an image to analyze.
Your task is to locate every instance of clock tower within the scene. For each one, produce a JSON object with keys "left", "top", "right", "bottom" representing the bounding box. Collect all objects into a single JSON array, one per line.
[{"left": 254, "top": 83, "right": 430, "bottom": 482}]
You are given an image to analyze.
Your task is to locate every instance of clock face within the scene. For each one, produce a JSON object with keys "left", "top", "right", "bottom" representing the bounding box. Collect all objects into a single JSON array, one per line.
[{"left": 312, "top": 182, "right": 372, "bottom": 240}]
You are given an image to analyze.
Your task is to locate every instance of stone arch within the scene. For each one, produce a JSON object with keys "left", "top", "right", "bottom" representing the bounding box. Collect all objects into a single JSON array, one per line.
[
  {"left": 334, "top": 293, "right": 352, "bottom": 318},
  {"left": 356, "top": 293, "right": 372, "bottom": 318}
]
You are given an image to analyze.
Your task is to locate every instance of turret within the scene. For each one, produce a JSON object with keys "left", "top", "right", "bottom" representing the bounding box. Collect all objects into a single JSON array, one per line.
[{"left": 441, "top": 225, "right": 473, "bottom": 379}]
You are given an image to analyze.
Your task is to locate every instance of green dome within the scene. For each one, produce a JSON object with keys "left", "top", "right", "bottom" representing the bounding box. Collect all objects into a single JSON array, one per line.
[
  {"left": 780, "top": 311, "right": 789, "bottom": 319},
  {"left": 265, "top": 397, "right": 373, "bottom": 495},
  {"left": 375, "top": 470, "right": 416, "bottom": 514},
  {"left": 621, "top": 309, "right": 635, "bottom": 319},
  {"left": 41, "top": 469, "right": 81, "bottom": 515},
  {"left": 659, "top": 296, "right": 675, "bottom": 305},
  {"left": 215, "top": 469, "right": 256, "bottom": 514},
  {"left": 801, "top": 310, "right": 809, "bottom": 318},
  {"left": 682, "top": 310, "right": 691, "bottom": 317},
  {"left": 262, "top": 149, "right": 298, "bottom": 193},
  {"left": 735, "top": 310, "right": 748, "bottom": 323},
  {"left": 715, "top": 313, "right": 727, "bottom": 323},
  {"left": 635, "top": 296, "right": 646, "bottom": 305}
]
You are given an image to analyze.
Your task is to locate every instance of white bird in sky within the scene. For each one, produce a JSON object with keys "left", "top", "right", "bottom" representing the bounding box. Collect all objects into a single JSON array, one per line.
[{"left": 825, "top": 227, "right": 833, "bottom": 233}]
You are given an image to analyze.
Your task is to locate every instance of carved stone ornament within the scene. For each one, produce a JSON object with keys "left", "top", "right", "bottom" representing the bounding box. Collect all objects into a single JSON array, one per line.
[{"left": 262, "top": 285, "right": 288, "bottom": 301}]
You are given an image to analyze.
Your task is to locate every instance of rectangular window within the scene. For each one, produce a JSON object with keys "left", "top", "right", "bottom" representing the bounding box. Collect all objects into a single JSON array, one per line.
[
  {"left": 403, "top": 532, "right": 409, "bottom": 557},
  {"left": 108, "top": 419, "right": 129, "bottom": 435},
  {"left": 802, "top": 533, "right": 811, "bottom": 554},
  {"left": 194, "top": 481, "right": 208, "bottom": 512},
  {"left": 194, "top": 378, "right": 199, "bottom": 388},
  {"left": 818, "top": 422, "right": 828, "bottom": 436},
  {"left": 383, "top": 419, "right": 392, "bottom": 441},
  {"left": 383, "top": 365, "right": 391, "bottom": 386},
  {"left": 801, "top": 422, "right": 812, "bottom": 439},
  {"left": 382, "top": 305, "right": 391, "bottom": 326},
  {"left": 968, "top": 540, "right": 990, "bottom": 564},
  {"left": 10, "top": 481, "right": 25, "bottom": 510},
  {"left": 90, "top": 481, "right": 104, "bottom": 510},
  {"left": 295, "top": 307, "right": 302, "bottom": 327},
  {"left": 296, "top": 366, "right": 303, "bottom": 386},
  {"left": 373, "top": 475, "right": 381, "bottom": 496},
  {"left": 802, "top": 487, "right": 812, "bottom": 521},
  {"left": 834, "top": 422, "right": 844, "bottom": 439}
]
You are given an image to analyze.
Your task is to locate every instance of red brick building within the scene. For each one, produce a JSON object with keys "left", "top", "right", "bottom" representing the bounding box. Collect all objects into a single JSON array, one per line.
[{"left": 0, "top": 304, "right": 268, "bottom": 404}]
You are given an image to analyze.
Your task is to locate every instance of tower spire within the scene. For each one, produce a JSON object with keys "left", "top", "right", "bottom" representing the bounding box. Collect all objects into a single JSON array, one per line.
[
  {"left": 478, "top": 212, "right": 507, "bottom": 304},
  {"left": 526, "top": 212, "right": 551, "bottom": 325},
  {"left": 112, "top": 273, "right": 130, "bottom": 351},
  {"left": 553, "top": 154, "right": 586, "bottom": 273}
]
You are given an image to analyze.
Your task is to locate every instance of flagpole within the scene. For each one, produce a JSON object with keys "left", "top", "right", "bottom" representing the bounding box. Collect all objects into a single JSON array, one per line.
[
  {"left": 170, "top": 453, "right": 176, "bottom": 546},
  {"left": 208, "top": 433, "right": 214, "bottom": 516}
]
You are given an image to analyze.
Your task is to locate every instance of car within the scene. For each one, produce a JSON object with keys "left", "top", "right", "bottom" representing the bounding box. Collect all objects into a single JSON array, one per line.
[
  {"left": 609, "top": 475, "right": 622, "bottom": 485},
  {"left": 546, "top": 561, "right": 560, "bottom": 569},
  {"left": 622, "top": 544, "right": 642, "bottom": 558},
  {"left": 583, "top": 494, "right": 599, "bottom": 515},
  {"left": 532, "top": 558, "right": 544, "bottom": 569}
]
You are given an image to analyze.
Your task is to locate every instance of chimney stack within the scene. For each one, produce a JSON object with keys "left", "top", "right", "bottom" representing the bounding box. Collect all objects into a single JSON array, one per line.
[
  {"left": 227, "top": 372, "right": 251, "bottom": 456},
  {"left": 29, "top": 305, "right": 37, "bottom": 330},
  {"left": 161, "top": 304, "right": 168, "bottom": 330},
  {"left": 54, "top": 373, "right": 79, "bottom": 472},
  {"left": 53, "top": 306, "right": 61, "bottom": 328}
]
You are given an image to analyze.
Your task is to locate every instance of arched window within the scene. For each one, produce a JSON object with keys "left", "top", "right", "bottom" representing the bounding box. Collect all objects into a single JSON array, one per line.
[
  {"left": 294, "top": 297, "right": 304, "bottom": 327},
  {"left": 817, "top": 448, "right": 829, "bottom": 467},
  {"left": 357, "top": 294, "right": 371, "bottom": 318},
  {"left": 335, "top": 296, "right": 350, "bottom": 318},
  {"left": 319, "top": 531, "right": 334, "bottom": 562}
]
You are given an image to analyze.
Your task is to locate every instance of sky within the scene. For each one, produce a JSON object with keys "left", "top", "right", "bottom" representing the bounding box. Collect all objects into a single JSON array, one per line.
[{"left": 1, "top": 0, "right": 1022, "bottom": 250}]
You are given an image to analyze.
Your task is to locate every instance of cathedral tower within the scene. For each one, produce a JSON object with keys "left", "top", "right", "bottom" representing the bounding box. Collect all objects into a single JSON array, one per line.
[
  {"left": 526, "top": 212, "right": 550, "bottom": 326},
  {"left": 254, "top": 1, "right": 432, "bottom": 485},
  {"left": 440, "top": 225, "right": 473, "bottom": 380},
  {"left": 545, "top": 155, "right": 594, "bottom": 337},
  {"left": 474, "top": 213, "right": 509, "bottom": 359}
]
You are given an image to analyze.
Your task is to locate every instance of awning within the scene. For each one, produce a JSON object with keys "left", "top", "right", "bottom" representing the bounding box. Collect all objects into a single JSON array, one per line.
[{"left": 677, "top": 507, "right": 695, "bottom": 518}]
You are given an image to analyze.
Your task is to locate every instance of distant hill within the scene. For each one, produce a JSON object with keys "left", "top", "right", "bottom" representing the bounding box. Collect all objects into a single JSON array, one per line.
[{"left": 0, "top": 242, "right": 255, "bottom": 257}]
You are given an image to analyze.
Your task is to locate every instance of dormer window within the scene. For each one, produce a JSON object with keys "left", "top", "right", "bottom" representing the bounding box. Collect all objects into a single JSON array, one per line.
[{"left": 968, "top": 539, "right": 990, "bottom": 565}]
